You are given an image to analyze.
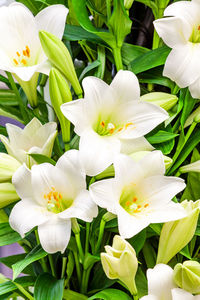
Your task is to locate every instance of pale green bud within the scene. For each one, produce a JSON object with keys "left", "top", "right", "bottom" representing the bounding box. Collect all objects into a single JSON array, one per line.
[
  {"left": 0, "top": 153, "right": 21, "bottom": 182},
  {"left": 141, "top": 92, "right": 178, "bottom": 111},
  {"left": 39, "top": 31, "right": 82, "bottom": 97},
  {"left": 157, "top": 200, "right": 200, "bottom": 264},
  {"left": 0, "top": 183, "right": 20, "bottom": 208},
  {"left": 184, "top": 105, "right": 200, "bottom": 128},
  {"left": 173, "top": 261, "right": 200, "bottom": 294},
  {"left": 101, "top": 235, "right": 138, "bottom": 295},
  {"left": 180, "top": 160, "right": 200, "bottom": 174},
  {"left": 194, "top": 113, "right": 200, "bottom": 123},
  {"left": 49, "top": 68, "right": 72, "bottom": 144},
  {"left": 124, "top": 0, "right": 134, "bottom": 9}
]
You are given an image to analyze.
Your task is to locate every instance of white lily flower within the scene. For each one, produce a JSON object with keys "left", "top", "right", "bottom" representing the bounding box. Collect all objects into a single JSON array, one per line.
[
  {"left": 0, "top": 117, "right": 57, "bottom": 167},
  {"left": 140, "top": 264, "right": 200, "bottom": 300},
  {"left": 0, "top": 2, "right": 68, "bottom": 82},
  {"left": 61, "top": 70, "right": 168, "bottom": 176},
  {"left": 154, "top": 0, "right": 200, "bottom": 98},
  {"left": 9, "top": 150, "right": 98, "bottom": 253},
  {"left": 90, "top": 151, "right": 186, "bottom": 238}
]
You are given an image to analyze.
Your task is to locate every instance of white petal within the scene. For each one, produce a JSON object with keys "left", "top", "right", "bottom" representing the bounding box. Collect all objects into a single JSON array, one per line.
[
  {"left": 140, "top": 175, "right": 186, "bottom": 205},
  {"left": 189, "top": 77, "right": 200, "bottom": 99},
  {"left": 164, "top": 1, "right": 200, "bottom": 28},
  {"left": 35, "top": 5, "right": 68, "bottom": 39},
  {"left": 59, "top": 190, "right": 98, "bottom": 222},
  {"left": 138, "top": 151, "right": 165, "bottom": 177},
  {"left": 117, "top": 205, "right": 150, "bottom": 238},
  {"left": 12, "top": 65, "right": 39, "bottom": 82},
  {"left": 148, "top": 202, "right": 187, "bottom": 223},
  {"left": 163, "top": 43, "right": 200, "bottom": 88},
  {"left": 110, "top": 70, "right": 140, "bottom": 102},
  {"left": 12, "top": 164, "right": 33, "bottom": 199},
  {"left": 89, "top": 178, "right": 118, "bottom": 214},
  {"left": 23, "top": 117, "right": 42, "bottom": 136},
  {"left": 79, "top": 129, "right": 121, "bottom": 176},
  {"left": 6, "top": 123, "right": 23, "bottom": 148},
  {"left": 38, "top": 216, "right": 71, "bottom": 253},
  {"left": 116, "top": 101, "right": 168, "bottom": 139},
  {"left": 9, "top": 199, "right": 49, "bottom": 237},
  {"left": 61, "top": 99, "right": 88, "bottom": 136},
  {"left": 171, "top": 288, "right": 198, "bottom": 300},
  {"left": 56, "top": 150, "right": 86, "bottom": 191},
  {"left": 147, "top": 264, "right": 175, "bottom": 300},
  {"left": 120, "top": 136, "right": 154, "bottom": 155},
  {"left": 140, "top": 296, "right": 158, "bottom": 300},
  {"left": 154, "top": 17, "right": 190, "bottom": 48},
  {"left": 0, "top": 134, "right": 20, "bottom": 159},
  {"left": 40, "top": 130, "right": 57, "bottom": 157}
]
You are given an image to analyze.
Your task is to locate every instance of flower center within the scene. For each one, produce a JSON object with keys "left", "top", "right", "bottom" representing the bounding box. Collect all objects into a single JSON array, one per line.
[
  {"left": 189, "top": 25, "right": 200, "bottom": 43},
  {"left": 120, "top": 183, "right": 149, "bottom": 215},
  {"left": 96, "top": 120, "right": 135, "bottom": 136},
  {"left": 44, "top": 187, "right": 73, "bottom": 214},
  {"left": 13, "top": 45, "right": 31, "bottom": 67}
]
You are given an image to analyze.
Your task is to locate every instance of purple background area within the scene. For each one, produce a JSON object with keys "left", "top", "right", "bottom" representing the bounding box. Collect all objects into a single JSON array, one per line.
[{"left": 0, "top": 116, "right": 24, "bottom": 278}]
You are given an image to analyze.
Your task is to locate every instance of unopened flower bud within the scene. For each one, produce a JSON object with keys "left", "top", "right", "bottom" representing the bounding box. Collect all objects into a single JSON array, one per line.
[
  {"left": 141, "top": 92, "right": 178, "bottom": 111},
  {"left": 180, "top": 160, "right": 200, "bottom": 174},
  {"left": 0, "top": 153, "right": 21, "bottom": 182},
  {"left": 49, "top": 68, "right": 72, "bottom": 144},
  {"left": 173, "top": 261, "right": 200, "bottom": 294},
  {"left": 39, "top": 31, "right": 82, "bottom": 97},
  {"left": 0, "top": 183, "right": 20, "bottom": 208},
  {"left": 157, "top": 200, "right": 200, "bottom": 264},
  {"left": 124, "top": 0, "right": 134, "bottom": 9},
  {"left": 184, "top": 105, "right": 200, "bottom": 128},
  {"left": 101, "top": 235, "right": 138, "bottom": 295}
]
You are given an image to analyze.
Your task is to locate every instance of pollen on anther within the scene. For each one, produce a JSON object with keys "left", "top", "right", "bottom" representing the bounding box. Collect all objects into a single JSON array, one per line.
[
  {"left": 13, "top": 59, "right": 18, "bottom": 65},
  {"left": 100, "top": 121, "right": 105, "bottom": 127},
  {"left": 133, "top": 197, "right": 137, "bottom": 202},
  {"left": 125, "top": 122, "right": 134, "bottom": 129},
  {"left": 59, "top": 193, "right": 62, "bottom": 199},
  {"left": 109, "top": 128, "right": 115, "bottom": 134},
  {"left": 16, "top": 51, "right": 20, "bottom": 57},
  {"left": 137, "top": 205, "right": 141, "bottom": 209},
  {"left": 23, "top": 50, "right": 27, "bottom": 57},
  {"left": 198, "top": 25, "right": 200, "bottom": 30},
  {"left": 26, "top": 45, "right": 30, "bottom": 57},
  {"left": 126, "top": 201, "right": 131, "bottom": 206},
  {"left": 21, "top": 59, "right": 27, "bottom": 65},
  {"left": 144, "top": 203, "right": 149, "bottom": 208}
]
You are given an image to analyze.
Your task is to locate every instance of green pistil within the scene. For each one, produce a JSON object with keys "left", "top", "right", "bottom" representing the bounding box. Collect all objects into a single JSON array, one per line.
[{"left": 189, "top": 26, "right": 200, "bottom": 43}]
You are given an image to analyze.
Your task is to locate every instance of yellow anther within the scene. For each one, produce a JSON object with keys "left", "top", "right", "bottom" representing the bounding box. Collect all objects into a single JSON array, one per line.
[
  {"left": 21, "top": 59, "right": 27, "bottom": 65},
  {"left": 59, "top": 193, "right": 62, "bottom": 199},
  {"left": 52, "top": 187, "right": 55, "bottom": 191},
  {"left": 13, "top": 59, "right": 18, "bottom": 65},
  {"left": 109, "top": 128, "right": 115, "bottom": 134},
  {"left": 100, "top": 121, "right": 105, "bottom": 128},
  {"left": 125, "top": 122, "right": 134, "bottom": 129},
  {"left": 16, "top": 51, "right": 20, "bottom": 57},
  {"left": 126, "top": 201, "right": 131, "bottom": 206},
  {"left": 118, "top": 127, "right": 123, "bottom": 132},
  {"left": 23, "top": 50, "right": 27, "bottom": 56},
  {"left": 26, "top": 45, "right": 30, "bottom": 57},
  {"left": 132, "top": 197, "right": 137, "bottom": 202},
  {"left": 144, "top": 203, "right": 149, "bottom": 208}
]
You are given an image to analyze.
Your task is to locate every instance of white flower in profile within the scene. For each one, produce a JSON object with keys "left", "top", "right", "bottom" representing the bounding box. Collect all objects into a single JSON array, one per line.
[
  {"left": 0, "top": 118, "right": 57, "bottom": 168},
  {"left": 9, "top": 150, "right": 98, "bottom": 253},
  {"left": 61, "top": 70, "right": 168, "bottom": 176},
  {"left": 90, "top": 151, "right": 186, "bottom": 238},
  {"left": 0, "top": 2, "right": 68, "bottom": 81},
  {"left": 154, "top": 0, "right": 200, "bottom": 99},
  {"left": 140, "top": 264, "right": 200, "bottom": 300}
]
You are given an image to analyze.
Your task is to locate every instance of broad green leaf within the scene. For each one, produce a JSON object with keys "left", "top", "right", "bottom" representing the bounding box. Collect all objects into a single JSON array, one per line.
[
  {"left": 71, "top": 0, "right": 116, "bottom": 47},
  {"left": 0, "top": 254, "right": 34, "bottom": 276},
  {"left": 34, "top": 273, "right": 64, "bottom": 300},
  {"left": 0, "top": 276, "right": 35, "bottom": 296},
  {"left": 147, "top": 130, "right": 178, "bottom": 144},
  {"left": 63, "top": 289, "right": 87, "bottom": 300},
  {"left": 138, "top": 67, "right": 174, "bottom": 89},
  {"left": 83, "top": 253, "right": 100, "bottom": 270},
  {"left": 0, "top": 223, "right": 22, "bottom": 246},
  {"left": 0, "top": 210, "right": 8, "bottom": 223},
  {"left": 0, "top": 107, "right": 23, "bottom": 124},
  {"left": 28, "top": 154, "right": 56, "bottom": 165},
  {"left": 88, "top": 289, "right": 132, "bottom": 300},
  {"left": 64, "top": 24, "right": 103, "bottom": 43},
  {"left": 135, "top": 268, "right": 148, "bottom": 298},
  {"left": 180, "top": 89, "right": 196, "bottom": 129},
  {"left": 128, "top": 229, "right": 146, "bottom": 255},
  {"left": 12, "top": 245, "right": 47, "bottom": 280},
  {"left": 129, "top": 46, "right": 170, "bottom": 74},
  {"left": 180, "top": 245, "right": 192, "bottom": 259},
  {"left": 0, "top": 90, "right": 18, "bottom": 106},
  {"left": 79, "top": 60, "right": 101, "bottom": 81},
  {"left": 122, "top": 43, "right": 149, "bottom": 66},
  {"left": 89, "top": 261, "right": 115, "bottom": 292}
]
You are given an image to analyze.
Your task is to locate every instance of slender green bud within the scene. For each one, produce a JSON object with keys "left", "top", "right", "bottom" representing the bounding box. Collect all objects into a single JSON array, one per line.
[
  {"left": 194, "top": 113, "right": 200, "bottom": 123},
  {"left": 0, "top": 183, "right": 20, "bottom": 208},
  {"left": 39, "top": 31, "right": 82, "bottom": 97},
  {"left": 124, "top": 0, "right": 134, "bottom": 9},
  {"left": 173, "top": 261, "right": 200, "bottom": 294},
  {"left": 157, "top": 200, "right": 200, "bottom": 264},
  {"left": 49, "top": 68, "right": 72, "bottom": 144},
  {"left": 180, "top": 160, "right": 200, "bottom": 174},
  {"left": 101, "top": 235, "right": 138, "bottom": 295},
  {"left": 0, "top": 153, "right": 21, "bottom": 182},
  {"left": 141, "top": 92, "right": 178, "bottom": 111},
  {"left": 184, "top": 105, "right": 200, "bottom": 128}
]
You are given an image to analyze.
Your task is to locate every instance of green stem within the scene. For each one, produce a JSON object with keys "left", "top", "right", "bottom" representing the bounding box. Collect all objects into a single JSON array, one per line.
[
  {"left": 6, "top": 72, "right": 29, "bottom": 124},
  {"left": 106, "top": 0, "right": 112, "bottom": 20},
  {"left": 61, "top": 257, "right": 67, "bottom": 279},
  {"left": 133, "top": 295, "right": 139, "bottom": 300},
  {"left": 81, "top": 265, "right": 92, "bottom": 294},
  {"left": 85, "top": 223, "right": 90, "bottom": 254},
  {"left": 13, "top": 283, "right": 34, "bottom": 300},
  {"left": 73, "top": 251, "right": 82, "bottom": 287},
  {"left": 54, "top": 136, "right": 64, "bottom": 157},
  {"left": 49, "top": 255, "right": 56, "bottom": 277},
  {"left": 95, "top": 218, "right": 106, "bottom": 253},
  {"left": 64, "top": 142, "right": 70, "bottom": 152},
  {"left": 75, "top": 233, "right": 85, "bottom": 263},
  {"left": 35, "top": 230, "right": 48, "bottom": 272},
  {"left": 112, "top": 47, "right": 123, "bottom": 71}
]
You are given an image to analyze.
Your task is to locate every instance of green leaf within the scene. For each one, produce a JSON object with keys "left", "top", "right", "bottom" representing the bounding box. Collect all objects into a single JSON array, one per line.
[
  {"left": 12, "top": 245, "right": 47, "bottom": 280},
  {"left": 0, "top": 90, "right": 18, "bottom": 106},
  {"left": 181, "top": 148, "right": 200, "bottom": 201},
  {"left": 147, "top": 130, "right": 178, "bottom": 144},
  {"left": 64, "top": 24, "right": 103, "bottom": 43},
  {"left": 79, "top": 60, "right": 101, "bottom": 81},
  {"left": 71, "top": 0, "right": 116, "bottom": 47},
  {"left": 135, "top": 268, "right": 147, "bottom": 298},
  {"left": 0, "top": 276, "right": 35, "bottom": 296},
  {"left": 138, "top": 67, "right": 174, "bottom": 89},
  {"left": 180, "top": 89, "right": 196, "bottom": 129},
  {"left": 63, "top": 289, "right": 87, "bottom": 300},
  {"left": 0, "top": 254, "right": 34, "bottom": 276},
  {"left": 129, "top": 46, "right": 170, "bottom": 74},
  {"left": 108, "top": 0, "right": 132, "bottom": 48},
  {"left": 34, "top": 273, "right": 64, "bottom": 300},
  {"left": 28, "top": 154, "right": 56, "bottom": 165},
  {"left": 152, "top": 126, "right": 175, "bottom": 155},
  {"left": 0, "top": 210, "right": 8, "bottom": 223},
  {"left": 121, "top": 43, "right": 149, "bottom": 66},
  {"left": 128, "top": 229, "right": 146, "bottom": 255},
  {"left": 88, "top": 289, "right": 132, "bottom": 300},
  {"left": 83, "top": 253, "right": 100, "bottom": 270},
  {"left": 0, "top": 223, "right": 22, "bottom": 246}
]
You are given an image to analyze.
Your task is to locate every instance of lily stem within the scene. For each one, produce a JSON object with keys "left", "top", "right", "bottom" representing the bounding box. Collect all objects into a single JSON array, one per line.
[
  {"left": 75, "top": 233, "right": 85, "bottom": 263},
  {"left": 35, "top": 230, "right": 48, "bottom": 273},
  {"left": 73, "top": 251, "right": 82, "bottom": 287},
  {"left": 113, "top": 47, "right": 123, "bottom": 71},
  {"left": 13, "top": 283, "right": 34, "bottom": 300},
  {"left": 6, "top": 72, "right": 29, "bottom": 124},
  {"left": 85, "top": 223, "right": 90, "bottom": 254},
  {"left": 95, "top": 218, "right": 106, "bottom": 253},
  {"left": 49, "top": 254, "right": 56, "bottom": 277}
]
